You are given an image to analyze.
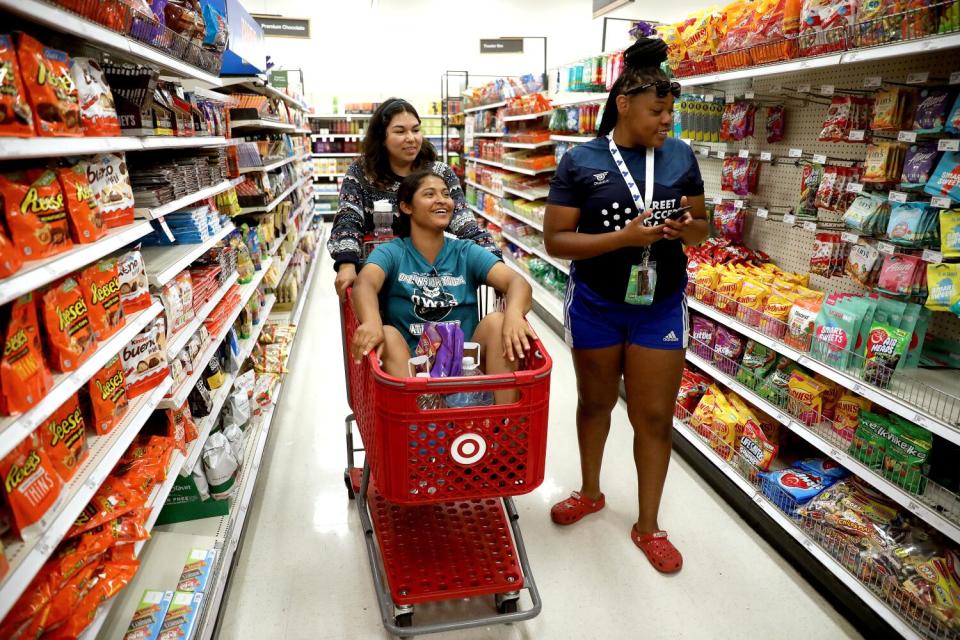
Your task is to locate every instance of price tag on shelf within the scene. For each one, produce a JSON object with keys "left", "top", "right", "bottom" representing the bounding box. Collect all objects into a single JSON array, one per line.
[
  {"left": 796, "top": 83, "right": 811, "bottom": 94},
  {"left": 733, "top": 200, "right": 744, "bottom": 210},
  {"left": 770, "top": 83, "right": 783, "bottom": 93},
  {"left": 938, "top": 139, "right": 960, "bottom": 152},
  {"left": 776, "top": 412, "right": 789, "bottom": 425},
  {"left": 846, "top": 182, "right": 864, "bottom": 193},
  {"left": 829, "top": 448, "right": 842, "bottom": 460},
  {"left": 756, "top": 208, "right": 769, "bottom": 219},
  {"left": 738, "top": 149, "right": 750, "bottom": 158},
  {"left": 820, "top": 84, "right": 835, "bottom": 96},
  {"left": 931, "top": 196, "right": 952, "bottom": 209},
  {"left": 715, "top": 150, "right": 725, "bottom": 159},
  {"left": 812, "top": 153, "right": 827, "bottom": 164},
  {"left": 864, "top": 76, "right": 882, "bottom": 89},
  {"left": 745, "top": 90, "right": 755, "bottom": 99},
  {"left": 848, "top": 129, "right": 865, "bottom": 141},
  {"left": 725, "top": 94, "right": 736, "bottom": 104},
  {"left": 345, "top": 115, "right": 352, "bottom": 122},
  {"left": 922, "top": 249, "right": 944, "bottom": 264},
  {"left": 699, "top": 147, "right": 710, "bottom": 157},
  {"left": 319, "top": 128, "right": 330, "bottom": 136},
  {"left": 788, "top": 148, "right": 803, "bottom": 158},
  {"left": 951, "top": 71, "right": 960, "bottom": 85},
  {"left": 760, "top": 151, "right": 772, "bottom": 162},
  {"left": 783, "top": 213, "right": 797, "bottom": 226},
  {"left": 704, "top": 93, "right": 715, "bottom": 102},
  {"left": 888, "top": 190, "right": 908, "bottom": 204},
  {"left": 852, "top": 383, "right": 865, "bottom": 394},
  {"left": 878, "top": 241, "right": 895, "bottom": 255},
  {"left": 907, "top": 500, "right": 921, "bottom": 512},
  {"left": 752, "top": 493, "right": 765, "bottom": 506},
  {"left": 897, "top": 130, "right": 918, "bottom": 143},
  {"left": 797, "top": 355, "right": 811, "bottom": 367},
  {"left": 907, "top": 71, "right": 929, "bottom": 84},
  {"left": 802, "top": 221, "right": 817, "bottom": 232},
  {"left": 841, "top": 231, "right": 860, "bottom": 243},
  {"left": 713, "top": 196, "right": 724, "bottom": 205}
]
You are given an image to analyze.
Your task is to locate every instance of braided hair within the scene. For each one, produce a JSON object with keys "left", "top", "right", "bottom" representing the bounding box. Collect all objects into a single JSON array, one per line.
[{"left": 596, "top": 37, "right": 671, "bottom": 138}]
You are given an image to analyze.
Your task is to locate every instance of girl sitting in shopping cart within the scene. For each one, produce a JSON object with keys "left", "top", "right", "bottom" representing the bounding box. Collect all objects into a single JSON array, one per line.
[{"left": 350, "top": 170, "right": 537, "bottom": 404}]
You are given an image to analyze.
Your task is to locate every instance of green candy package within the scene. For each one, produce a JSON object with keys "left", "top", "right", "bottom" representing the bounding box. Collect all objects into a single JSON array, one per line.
[
  {"left": 849, "top": 411, "right": 890, "bottom": 468},
  {"left": 900, "top": 303, "right": 930, "bottom": 369},
  {"left": 757, "top": 359, "right": 799, "bottom": 407},
  {"left": 873, "top": 296, "right": 907, "bottom": 328},
  {"left": 736, "top": 341, "right": 777, "bottom": 390},
  {"left": 848, "top": 296, "right": 877, "bottom": 358},
  {"left": 881, "top": 416, "right": 932, "bottom": 494},
  {"left": 812, "top": 299, "right": 862, "bottom": 371},
  {"left": 863, "top": 322, "right": 910, "bottom": 388}
]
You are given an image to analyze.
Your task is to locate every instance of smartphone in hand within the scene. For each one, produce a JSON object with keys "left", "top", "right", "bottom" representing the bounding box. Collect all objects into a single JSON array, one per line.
[{"left": 642, "top": 205, "right": 692, "bottom": 227}]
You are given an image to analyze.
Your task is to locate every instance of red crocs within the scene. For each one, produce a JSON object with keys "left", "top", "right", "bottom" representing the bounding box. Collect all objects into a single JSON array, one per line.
[
  {"left": 550, "top": 491, "right": 605, "bottom": 525},
  {"left": 631, "top": 526, "right": 683, "bottom": 573}
]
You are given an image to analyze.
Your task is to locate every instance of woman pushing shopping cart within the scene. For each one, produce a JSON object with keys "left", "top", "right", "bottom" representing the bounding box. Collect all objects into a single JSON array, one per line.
[{"left": 339, "top": 170, "right": 552, "bottom": 636}]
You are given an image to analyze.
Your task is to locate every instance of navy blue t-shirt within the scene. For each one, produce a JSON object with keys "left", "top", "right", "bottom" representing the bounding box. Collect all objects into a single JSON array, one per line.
[{"left": 548, "top": 137, "right": 704, "bottom": 303}]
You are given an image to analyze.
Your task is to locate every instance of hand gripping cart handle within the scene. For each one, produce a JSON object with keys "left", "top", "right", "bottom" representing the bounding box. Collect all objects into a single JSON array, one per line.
[{"left": 340, "top": 288, "right": 551, "bottom": 636}]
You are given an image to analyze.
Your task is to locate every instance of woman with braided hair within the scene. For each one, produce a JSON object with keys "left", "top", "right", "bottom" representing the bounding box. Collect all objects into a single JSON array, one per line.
[{"left": 544, "top": 37, "right": 708, "bottom": 573}]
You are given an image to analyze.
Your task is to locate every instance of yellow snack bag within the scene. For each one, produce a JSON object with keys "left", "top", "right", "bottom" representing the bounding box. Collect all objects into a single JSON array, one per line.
[
  {"left": 690, "top": 385, "right": 721, "bottom": 432},
  {"left": 710, "top": 393, "right": 741, "bottom": 461},
  {"left": 694, "top": 265, "right": 719, "bottom": 305},
  {"left": 925, "top": 263, "right": 960, "bottom": 312},
  {"left": 715, "top": 269, "right": 743, "bottom": 315},
  {"left": 834, "top": 393, "right": 872, "bottom": 442},
  {"left": 787, "top": 370, "right": 828, "bottom": 427},
  {"left": 736, "top": 279, "right": 771, "bottom": 327}
]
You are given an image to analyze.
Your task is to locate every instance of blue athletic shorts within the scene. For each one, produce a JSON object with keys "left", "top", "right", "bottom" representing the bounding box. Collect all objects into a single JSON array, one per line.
[{"left": 563, "top": 279, "right": 689, "bottom": 350}]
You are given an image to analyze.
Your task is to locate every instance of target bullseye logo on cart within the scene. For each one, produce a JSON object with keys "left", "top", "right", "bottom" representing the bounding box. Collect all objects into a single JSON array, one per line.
[{"left": 451, "top": 433, "right": 487, "bottom": 465}]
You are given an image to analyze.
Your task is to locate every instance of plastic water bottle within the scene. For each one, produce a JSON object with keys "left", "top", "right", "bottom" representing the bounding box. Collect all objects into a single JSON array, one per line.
[
  {"left": 446, "top": 358, "right": 494, "bottom": 408},
  {"left": 372, "top": 199, "right": 393, "bottom": 238}
]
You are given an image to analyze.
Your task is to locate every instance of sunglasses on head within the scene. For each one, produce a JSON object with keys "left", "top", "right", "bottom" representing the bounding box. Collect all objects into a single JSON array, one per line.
[{"left": 625, "top": 80, "right": 681, "bottom": 99}]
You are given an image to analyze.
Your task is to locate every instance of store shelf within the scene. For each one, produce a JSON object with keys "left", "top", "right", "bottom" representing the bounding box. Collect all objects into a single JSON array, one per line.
[
  {"left": 464, "top": 179, "right": 503, "bottom": 198},
  {"left": 237, "top": 154, "right": 302, "bottom": 174},
  {"left": 671, "top": 417, "right": 927, "bottom": 640},
  {"left": 310, "top": 113, "right": 373, "bottom": 119},
  {"left": 472, "top": 132, "right": 505, "bottom": 138},
  {"left": 500, "top": 229, "right": 569, "bottom": 275},
  {"left": 310, "top": 133, "right": 363, "bottom": 140},
  {"left": 503, "top": 185, "right": 549, "bottom": 201},
  {"left": 314, "top": 173, "right": 347, "bottom": 179},
  {"left": 504, "top": 258, "right": 564, "bottom": 327},
  {"left": 686, "top": 298, "right": 960, "bottom": 445},
  {"left": 0, "top": 0, "right": 221, "bottom": 84},
  {"left": 230, "top": 119, "right": 297, "bottom": 132},
  {"left": 466, "top": 157, "right": 555, "bottom": 176},
  {"left": 502, "top": 140, "right": 555, "bottom": 150},
  {"left": 237, "top": 174, "right": 311, "bottom": 214},
  {"left": 502, "top": 111, "right": 553, "bottom": 123},
  {"left": 0, "top": 135, "right": 228, "bottom": 160},
  {"left": 684, "top": 350, "right": 960, "bottom": 545},
  {"left": 311, "top": 152, "right": 360, "bottom": 157},
  {"left": 135, "top": 177, "right": 243, "bottom": 220},
  {"left": 470, "top": 203, "right": 544, "bottom": 233},
  {"left": 141, "top": 221, "right": 236, "bottom": 287},
  {"left": 0, "top": 377, "right": 172, "bottom": 623},
  {"left": 468, "top": 204, "right": 501, "bottom": 226},
  {"left": 159, "top": 258, "right": 273, "bottom": 409},
  {"left": 178, "top": 373, "right": 234, "bottom": 478},
  {"left": 463, "top": 100, "right": 508, "bottom": 114},
  {"left": 550, "top": 134, "right": 595, "bottom": 144},
  {"left": 0, "top": 302, "right": 162, "bottom": 461},
  {"left": 549, "top": 92, "right": 608, "bottom": 107},
  {"left": 0, "top": 221, "right": 154, "bottom": 306},
  {"left": 164, "top": 272, "right": 241, "bottom": 360}
]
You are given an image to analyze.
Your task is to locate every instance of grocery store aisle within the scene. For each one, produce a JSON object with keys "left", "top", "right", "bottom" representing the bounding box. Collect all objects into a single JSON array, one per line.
[{"left": 218, "top": 251, "right": 862, "bottom": 640}]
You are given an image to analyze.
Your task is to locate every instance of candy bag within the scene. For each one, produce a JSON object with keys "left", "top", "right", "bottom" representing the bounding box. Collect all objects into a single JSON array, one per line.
[
  {"left": 797, "top": 162, "right": 823, "bottom": 217},
  {"left": 901, "top": 144, "right": 941, "bottom": 187},
  {"left": 736, "top": 340, "right": 776, "bottom": 389},
  {"left": 882, "top": 417, "right": 932, "bottom": 494},
  {"left": 924, "top": 151, "right": 960, "bottom": 203},
  {"left": 845, "top": 242, "right": 881, "bottom": 287},
  {"left": 877, "top": 253, "right": 923, "bottom": 297},
  {"left": 117, "top": 248, "right": 151, "bottom": 315},
  {"left": 15, "top": 33, "right": 82, "bottom": 136},
  {"left": 0, "top": 169, "right": 73, "bottom": 260},
  {"left": 0, "top": 293, "right": 53, "bottom": 416},
  {"left": 785, "top": 297, "right": 821, "bottom": 352},
  {"left": 42, "top": 277, "right": 96, "bottom": 372},
  {"left": 88, "top": 355, "right": 128, "bottom": 435},
  {"left": 57, "top": 163, "right": 107, "bottom": 244},
  {"left": 64, "top": 476, "right": 145, "bottom": 539},
  {"left": 863, "top": 322, "right": 910, "bottom": 388},
  {"left": 760, "top": 468, "right": 828, "bottom": 508},
  {"left": 0, "top": 34, "right": 34, "bottom": 137},
  {"left": 926, "top": 263, "right": 960, "bottom": 311},
  {"left": 787, "top": 370, "right": 828, "bottom": 426},
  {"left": 69, "top": 57, "right": 121, "bottom": 136},
  {"left": 738, "top": 418, "right": 779, "bottom": 471},
  {"left": 833, "top": 393, "right": 871, "bottom": 442},
  {"left": 83, "top": 153, "right": 135, "bottom": 227},
  {"left": 0, "top": 430, "right": 63, "bottom": 538},
  {"left": 812, "top": 300, "right": 860, "bottom": 369},
  {"left": 912, "top": 87, "right": 953, "bottom": 133},
  {"left": 121, "top": 316, "right": 169, "bottom": 398},
  {"left": 766, "top": 104, "right": 785, "bottom": 143},
  {"left": 713, "top": 325, "right": 746, "bottom": 375},
  {"left": 796, "top": 458, "right": 850, "bottom": 480},
  {"left": 80, "top": 257, "right": 126, "bottom": 341},
  {"left": 940, "top": 209, "right": 960, "bottom": 258},
  {"left": 40, "top": 394, "right": 87, "bottom": 482},
  {"left": 690, "top": 314, "right": 717, "bottom": 360}
]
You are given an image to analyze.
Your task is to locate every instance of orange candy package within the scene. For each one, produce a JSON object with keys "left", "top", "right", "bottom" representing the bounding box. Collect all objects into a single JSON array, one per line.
[
  {"left": 57, "top": 164, "right": 107, "bottom": 244},
  {"left": 43, "top": 561, "right": 139, "bottom": 640},
  {"left": 80, "top": 257, "right": 126, "bottom": 341},
  {"left": 0, "top": 169, "right": 73, "bottom": 261},
  {"left": 0, "top": 293, "right": 54, "bottom": 416},
  {"left": 87, "top": 355, "right": 129, "bottom": 435},
  {"left": 41, "top": 277, "right": 97, "bottom": 372},
  {"left": 167, "top": 402, "right": 199, "bottom": 454},
  {"left": 15, "top": 32, "right": 82, "bottom": 136},
  {"left": 18, "top": 562, "right": 99, "bottom": 638},
  {"left": 0, "top": 430, "right": 64, "bottom": 539},
  {"left": 0, "top": 220, "right": 22, "bottom": 278},
  {"left": 40, "top": 395, "right": 88, "bottom": 482},
  {"left": 0, "top": 34, "right": 33, "bottom": 137},
  {"left": 64, "top": 476, "right": 144, "bottom": 539}
]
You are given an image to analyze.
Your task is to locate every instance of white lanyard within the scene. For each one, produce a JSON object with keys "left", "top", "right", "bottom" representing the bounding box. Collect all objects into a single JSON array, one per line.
[{"left": 607, "top": 133, "right": 655, "bottom": 263}]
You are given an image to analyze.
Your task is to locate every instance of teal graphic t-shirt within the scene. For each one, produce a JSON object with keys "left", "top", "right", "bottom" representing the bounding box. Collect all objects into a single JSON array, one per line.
[{"left": 367, "top": 237, "right": 501, "bottom": 351}]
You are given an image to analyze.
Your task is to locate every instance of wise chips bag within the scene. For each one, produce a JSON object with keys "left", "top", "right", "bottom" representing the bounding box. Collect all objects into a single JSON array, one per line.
[
  {"left": 0, "top": 293, "right": 53, "bottom": 416},
  {"left": 40, "top": 394, "right": 88, "bottom": 482}
]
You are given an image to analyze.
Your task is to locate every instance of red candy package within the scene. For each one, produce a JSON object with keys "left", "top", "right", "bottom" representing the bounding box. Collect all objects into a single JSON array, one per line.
[
  {"left": 766, "top": 105, "right": 786, "bottom": 143},
  {"left": 41, "top": 277, "right": 97, "bottom": 372},
  {"left": 0, "top": 293, "right": 53, "bottom": 416},
  {"left": 0, "top": 34, "right": 34, "bottom": 137},
  {"left": 80, "top": 257, "right": 126, "bottom": 340},
  {"left": 713, "top": 326, "right": 746, "bottom": 375},
  {"left": 0, "top": 221, "right": 22, "bottom": 278},
  {"left": 0, "top": 169, "right": 73, "bottom": 261},
  {"left": 87, "top": 355, "right": 129, "bottom": 435},
  {"left": 58, "top": 163, "right": 107, "bottom": 244},
  {"left": 0, "top": 430, "right": 64, "bottom": 539},
  {"left": 40, "top": 394, "right": 88, "bottom": 482},
  {"left": 15, "top": 32, "right": 82, "bottom": 136},
  {"left": 64, "top": 476, "right": 144, "bottom": 539}
]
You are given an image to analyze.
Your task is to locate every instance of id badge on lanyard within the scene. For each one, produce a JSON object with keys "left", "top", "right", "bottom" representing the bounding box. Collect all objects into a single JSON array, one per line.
[{"left": 608, "top": 134, "right": 657, "bottom": 305}]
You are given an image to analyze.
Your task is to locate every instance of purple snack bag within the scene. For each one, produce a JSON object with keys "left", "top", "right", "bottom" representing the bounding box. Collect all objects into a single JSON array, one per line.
[
  {"left": 913, "top": 88, "right": 953, "bottom": 132},
  {"left": 428, "top": 322, "right": 465, "bottom": 378},
  {"left": 713, "top": 326, "right": 746, "bottom": 375},
  {"left": 901, "top": 144, "right": 941, "bottom": 185},
  {"left": 690, "top": 315, "right": 717, "bottom": 360}
]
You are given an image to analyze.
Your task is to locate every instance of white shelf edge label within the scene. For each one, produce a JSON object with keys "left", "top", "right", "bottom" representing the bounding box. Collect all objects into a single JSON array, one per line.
[
  {"left": 713, "top": 196, "right": 723, "bottom": 205},
  {"left": 744, "top": 90, "right": 755, "bottom": 99},
  {"left": 760, "top": 151, "right": 772, "bottom": 161},
  {"left": 922, "top": 249, "right": 943, "bottom": 264},
  {"left": 897, "top": 130, "right": 917, "bottom": 143},
  {"left": 703, "top": 93, "right": 714, "bottom": 102},
  {"left": 931, "top": 196, "right": 952, "bottom": 209},
  {"left": 938, "top": 139, "right": 960, "bottom": 152},
  {"left": 789, "top": 148, "right": 803, "bottom": 158},
  {"left": 878, "top": 241, "right": 895, "bottom": 255},
  {"left": 714, "top": 150, "right": 725, "bottom": 158},
  {"left": 698, "top": 147, "right": 710, "bottom": 157},
  {"left": 841, "top": 231, "right": 859, "bottom": 243},
  {"left": 756, "top": 207, "right": 769, "bottom": 219},
  {"left": 725, "top": 94, "right": 736, "bottom": 104},
  {"left": 783, "top": 213, "right": 797, "bottom": 225},
  {"left": 734, "top": 200, "right": 745, "bottom": 210},
  {"left": 864, "top": 76, "right": 882, "bottom": 89},
  {"left": 803, "top": 221, "right": 818, "bottom": 232},
  {"left": 796, "top": 83, "right": 811, "bottom": 94},
  {"left": 907, "top": 71, "right": 929, "bottom": 84},
  {"left": 848, "top": 129, "right": 865, "bottom": 141},
  {"left": 812, "top": 153, "right": 827, "bottom": 164},
  {"left": 738, "top": 149, "right": 750, "bottom": 158},
  {"left": 820, "top": 85, "right": 835, "bottom": 96},
  {"left": 847, "top": 182, "right": 864, "bottom": 193},
  {"left": 951, "top": 71, "right": 960, "bottom": 85},
  {"left": 888, "top": 190, "right": 908, "bottom": 204}
]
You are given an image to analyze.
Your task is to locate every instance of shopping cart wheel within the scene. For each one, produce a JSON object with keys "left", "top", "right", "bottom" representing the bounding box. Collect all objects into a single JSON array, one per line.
[
  {"left": 343, "top": 470, "right": 356, "bottom": 500},
  {"left": 394, "top": 604, "right": 414, "bottom": 628},
  {"left": 495, "top": 591, "right": 520, "bottom": 614}
]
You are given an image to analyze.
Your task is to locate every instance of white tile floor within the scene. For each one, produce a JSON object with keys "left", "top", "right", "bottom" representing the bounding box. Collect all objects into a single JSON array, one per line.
[{"left": 218, "top": 251, "right": 863, "bottom": 640}]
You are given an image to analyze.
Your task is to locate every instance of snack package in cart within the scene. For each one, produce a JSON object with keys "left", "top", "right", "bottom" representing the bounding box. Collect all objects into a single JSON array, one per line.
[{"left": 416, "top": 321, "right": 465, "bottom": 378}]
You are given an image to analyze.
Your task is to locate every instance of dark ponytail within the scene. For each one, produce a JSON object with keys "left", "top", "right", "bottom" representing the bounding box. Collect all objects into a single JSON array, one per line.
[{"left": 596, "top": 37, "right": 671, "bottom": 138}]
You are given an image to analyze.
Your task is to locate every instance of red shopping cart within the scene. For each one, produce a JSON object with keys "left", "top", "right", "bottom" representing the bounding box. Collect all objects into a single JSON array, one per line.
[{"left": 340, "top": 289, "right": 551, "bottom": 636}]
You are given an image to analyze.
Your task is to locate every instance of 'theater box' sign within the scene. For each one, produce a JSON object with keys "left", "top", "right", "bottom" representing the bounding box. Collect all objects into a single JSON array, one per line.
[
  {"left": 252, "top": 16, "right": 311, "bottom": 38},
  {"left": 480, "top": 38, "right": 524, "bottom": 53}
]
